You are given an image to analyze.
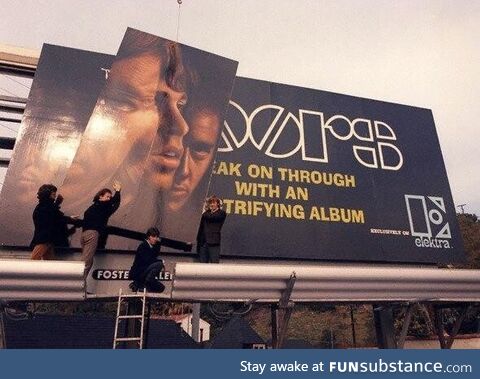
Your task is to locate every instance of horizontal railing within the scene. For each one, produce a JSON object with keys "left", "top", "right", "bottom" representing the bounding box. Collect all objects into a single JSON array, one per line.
[
  {"left": 172, "top": 263, "right": 480, "bottom": 303},
  {"left": 0, "top": 259, "right": 85, "bottom": 301}
]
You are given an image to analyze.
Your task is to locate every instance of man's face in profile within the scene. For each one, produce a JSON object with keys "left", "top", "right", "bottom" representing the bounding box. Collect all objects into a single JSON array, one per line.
[
  {"left": 167, "top": 109, "right": 220, "bottom": 212},
  {"left": 104, "top": 51, "right": 189, "bottom": 192}
]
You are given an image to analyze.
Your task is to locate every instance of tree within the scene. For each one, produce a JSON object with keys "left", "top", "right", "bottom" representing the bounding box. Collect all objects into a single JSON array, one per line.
[{"left": 457, "top": 213, "right": 480, "bottom": 269}]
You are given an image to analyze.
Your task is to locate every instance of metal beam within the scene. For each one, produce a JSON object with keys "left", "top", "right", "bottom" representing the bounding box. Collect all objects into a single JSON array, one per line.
[
  {"left": 350, "top": 305, "right": 357, "bottom": 348},
  {"left": 446, "top": 305, "right": 469, "bottom": 349},
  {"left": 0, "top": 95, "right": 27, "bottom": 104},
  {"left": 0, "top": 104, "right": 24, "bottom": 114},
  {"left": 0, "top": 64, "right": 35, "bottom": 78},
  {"left": 0, "top": 44, "right": 38, "bottom": 78},
  {"left": 0, "top": 137, "right": 15, "bottom": 150},
  {"left": 0, "top": 259, "right": 85, "bottom": 301},
  {"left": 271, "top": 273, "right": 296, "bottom": 349},
  {"left": 0, "top": 117, "right": 21, "bottom": 123},
  {"left": 0, "top": 311, "right": 6, "bottom": 349},
  {"left": 432, "top": 306, "right": 448, "bottom": 349},
  {"left": 0, "top": 158, "right": 10, "bottom": 168},
  {"left": 373, "top": 305, "right": 397, "bottom": 348},
  {"left": 397, "top": 303, "right": 415, "bottom": 349},
  {"left": 125, "top": 298, "right": 143, "bottom": 349},
  {"left": 171, "top": 263, "right": 480, "bottom": 303},
  {"left": 191, "top": 303, "right": 201, "bottom": 342}
]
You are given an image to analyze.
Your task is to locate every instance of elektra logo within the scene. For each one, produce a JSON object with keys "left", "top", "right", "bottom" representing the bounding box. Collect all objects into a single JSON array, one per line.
[
  {"left": 405, "top": 195, "right": 451, "bottom": 249},
  {"left": 219, "top": 100, "right": 404, "bottom": 171}
]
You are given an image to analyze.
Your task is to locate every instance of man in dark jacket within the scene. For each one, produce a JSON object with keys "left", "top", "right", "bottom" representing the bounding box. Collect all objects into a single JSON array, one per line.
[
  {"left": 51, "top": 194, "right": 77, "bottom": 248},
  {"left": 196, "top": 195, "right": 226, "bottom": 263},
  {"left": 31, "top": 184, "right": 63, "bottom": 260},
  {"left": 129, "top": 227, "right": 165, "bottom": 293},
  {"left": 81, "top": 181, "right": 121, "bottom": 278}
]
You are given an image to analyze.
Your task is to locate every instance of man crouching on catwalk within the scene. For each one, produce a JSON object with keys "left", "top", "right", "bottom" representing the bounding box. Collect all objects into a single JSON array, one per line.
[{"left": 129, "top": 227, "right": 165, "bottom": 293}]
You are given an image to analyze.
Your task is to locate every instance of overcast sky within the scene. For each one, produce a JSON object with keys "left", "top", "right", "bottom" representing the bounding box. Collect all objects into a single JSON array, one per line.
[{"left": 1, "top": 0, "right": 479, "bottom": 215}]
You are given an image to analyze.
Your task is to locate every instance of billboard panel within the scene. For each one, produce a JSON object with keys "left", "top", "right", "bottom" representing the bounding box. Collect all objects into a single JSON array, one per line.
[
  {"left": 59, "top": 28, "right": 238, "bottom": 249},
  {"left": 210, "top": 77, "right": 465, "bottom": 264},
  {"left": 0, "top": 29, "right": 238, "bottom": 251},
  {"left": 0, "top": 45, "right": 113, "bottom": 246}
]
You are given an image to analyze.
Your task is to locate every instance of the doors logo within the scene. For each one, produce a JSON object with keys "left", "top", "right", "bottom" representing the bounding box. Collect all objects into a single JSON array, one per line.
[
  {"left": 405, "top": 195, "right": 451, "bottom": 249},
  {"left": 219, "top": 101, "right": 404, "bottom": 171}
]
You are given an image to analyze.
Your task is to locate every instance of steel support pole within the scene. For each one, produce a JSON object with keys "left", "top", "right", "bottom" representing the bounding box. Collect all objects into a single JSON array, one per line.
[
  {"left": 191, "top": 303, "right": 201, "bottom": 342},
  {"left": 271, "top": 273, "right": 296, "bottom": 349},
  {"left": 350, "top": 305, "right": 357, "bottom": 348},
  {"left": 373, "top": 305, "right": 397, "bottom": 349},
  {"left": 0, "top": 311, "right": 6, "bottom": 349},
  {"left": 445, "top": 306, "right": 469, "bottom": 349},
  {"left": 397, "top": 303, "right": 415, "bottom": 349}
]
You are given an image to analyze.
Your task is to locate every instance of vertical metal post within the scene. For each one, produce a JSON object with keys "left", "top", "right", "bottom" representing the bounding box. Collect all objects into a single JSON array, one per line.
[
  {"left": 271, "top": 273, "right": 296, "bottom": 349},
  {"left": 431, "top": 306, "right": 448, "bottom": 349},
  {"left": 144, "top": 300, "right": 152, "bottom": 349},
  {"left": 373, "top": 305, "right": 397, "bottom": 349},
  {"left": 397, "top": 303, "right": 415, "bottom": 349},
  {"left": 0, "top": 311, "right": 6, "bottom": 349},
  {"left": 191, "top": 303, "right": 201, "bottom": 342},
  {"left": 350, "top": 305, "right": 357, "bottom": 348},
  {"left": 446, "top": 306, "right": 469, "bottom": 349},
  {"left": 271, "top": 304, "right": 278, "bottom": 348},
  {"left": 126, "top": 298, "right": 142, "bottom": 349},
  {"left": 277, "top": 302, "right": 294, "bottom": 349}
]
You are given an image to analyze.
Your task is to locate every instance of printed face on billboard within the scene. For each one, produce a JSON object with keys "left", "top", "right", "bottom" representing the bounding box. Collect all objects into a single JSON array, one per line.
[
  {"left": 166, "top": 108, "right": 221, "bottom": 212},
  {"left": 101, "top": 44, "right": 189, "bottom": 193},
  {"left": 0, "top": 29, "right": 238, "bottom": 250}
]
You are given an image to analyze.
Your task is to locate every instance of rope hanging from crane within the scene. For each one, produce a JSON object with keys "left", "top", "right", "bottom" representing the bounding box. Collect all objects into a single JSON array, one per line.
[{"left": 176, "top": 0, "right": 182, "bottom": 42}]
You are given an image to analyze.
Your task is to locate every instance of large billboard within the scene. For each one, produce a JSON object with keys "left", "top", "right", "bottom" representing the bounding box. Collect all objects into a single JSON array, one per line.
[
  {"left": 0, "top": 38, "right": 463, "bottom": 265},
  {"left": 209, "top": 77, "right": 465, "bottom": 264},
  {"left": 0, "top": 28, "right": 238, "bottom": 250}
]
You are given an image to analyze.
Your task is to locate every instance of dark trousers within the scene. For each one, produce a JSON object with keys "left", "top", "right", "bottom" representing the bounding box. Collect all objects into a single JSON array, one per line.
[
  {"left": 138, "top": 261, "right": 165, "bottom": 292},
  {"left": 198, "top": 244, "right": 220, "bottom": 263}
]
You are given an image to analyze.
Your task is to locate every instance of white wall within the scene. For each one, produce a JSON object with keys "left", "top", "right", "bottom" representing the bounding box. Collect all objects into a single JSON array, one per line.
[{"left": 404, "top": 335, "right": 480, "bottom": 349}]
